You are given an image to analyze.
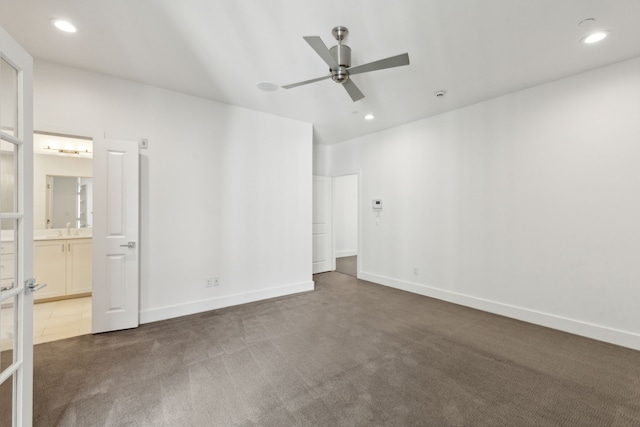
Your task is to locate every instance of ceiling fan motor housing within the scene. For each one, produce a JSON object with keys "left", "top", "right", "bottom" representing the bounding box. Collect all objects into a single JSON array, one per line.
[
  {"left": 329, "top": 44, "right": 351, "bottom": 68},
  {"left": 329, "top": 44, "right": 351, "bottom": 83}
]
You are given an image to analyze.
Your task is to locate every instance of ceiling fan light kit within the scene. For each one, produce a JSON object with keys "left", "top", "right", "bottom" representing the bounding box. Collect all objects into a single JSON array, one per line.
[{"left": 282, "top": 26, "right": 410, "bottom": 102}]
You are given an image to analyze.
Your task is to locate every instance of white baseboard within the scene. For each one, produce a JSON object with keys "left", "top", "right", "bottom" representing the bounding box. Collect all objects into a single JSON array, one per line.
[
  {"left": 359, "top": 271, "right": 640, "bottom": 351},
  {"left": 139, "top": 280, "right": 315, "bottom": 324},
  {"left": 336, "top": 250, "right": 357, "bottom": 258}
]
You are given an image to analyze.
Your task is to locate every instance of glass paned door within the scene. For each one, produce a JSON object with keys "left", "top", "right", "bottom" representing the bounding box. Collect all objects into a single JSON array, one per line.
[
  {"left": 0, "top": 58, "right": 17, "bottom": 137},
  {"left": 0, "top": 25, "right": 34, "bottom": 427},
  {"left": 0, "top": 372, "right": 15, "bottom": 426}
]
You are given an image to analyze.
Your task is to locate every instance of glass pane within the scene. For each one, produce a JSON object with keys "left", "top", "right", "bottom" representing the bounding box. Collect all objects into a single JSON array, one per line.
[
  {"left": 0, "top": 295, "right": 17, "bottom": 376},
  {"left": 0, "top": 219, "right": 16, "bottom": 292},
  {"left": 0, "top": 58, "right": 18, "bottom": 138},
  {"left": 0, "top": 371, "right": 14, "bottom": 427},
  {"left": 0, "top": 140, "right": 17, "bottom": 214}
]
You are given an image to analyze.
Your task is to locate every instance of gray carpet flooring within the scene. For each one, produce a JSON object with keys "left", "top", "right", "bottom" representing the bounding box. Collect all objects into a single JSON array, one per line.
[{"left": 31, "top": 272, "right": 640, "bottom": 426}]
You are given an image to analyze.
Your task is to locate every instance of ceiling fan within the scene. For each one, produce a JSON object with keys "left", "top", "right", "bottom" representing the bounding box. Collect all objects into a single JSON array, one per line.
[{"left": 282, "top": 26, "right": 410, "bottom": 102}]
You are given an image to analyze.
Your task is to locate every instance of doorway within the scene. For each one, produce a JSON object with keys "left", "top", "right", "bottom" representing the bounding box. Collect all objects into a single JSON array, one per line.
[
  {"left": 333, "top": 174, "right": 358, "bottom": 277},
  {"left": 32, "top": 131, "right": 93, "bottom": 344}
]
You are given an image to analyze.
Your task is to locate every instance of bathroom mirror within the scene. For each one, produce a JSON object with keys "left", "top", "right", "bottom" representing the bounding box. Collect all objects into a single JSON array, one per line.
[
  {"left": 34, "top": 131, "right": 93, "bottom": 230},
  {"left": 46, "top": 175, "right": 93, "bottom": 229}
]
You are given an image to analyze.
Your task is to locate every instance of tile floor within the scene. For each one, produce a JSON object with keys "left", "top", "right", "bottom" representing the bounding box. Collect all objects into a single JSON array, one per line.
[
  {"left": 0, "top": 296, "right": 91, "bottom": 351},
  {"left": 34, "top": 296, "right": 92, "bottom": 345}
]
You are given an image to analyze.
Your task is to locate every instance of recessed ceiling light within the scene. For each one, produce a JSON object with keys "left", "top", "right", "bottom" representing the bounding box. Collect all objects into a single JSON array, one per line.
[
  {"left": 582, "top": 31, "right": 609, "bottom": 44},
  {"left": 364, "top": 114, "right": 374, "bottom": 120},
  {"left": 578, "top": 18, "right": 596, "bottom": 28},
  {"left": 51, "top": 19, "right": 77, "bottom": 33},
  {"left": 256, "top": 81, "right": 279, "bottom": 92}
]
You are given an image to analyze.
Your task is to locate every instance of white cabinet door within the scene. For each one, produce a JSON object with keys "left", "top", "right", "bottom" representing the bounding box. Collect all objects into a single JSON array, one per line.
[
  {"left": 67, "top": 239, "right": 92, "bottom": 294},
  {"left": 33, "top": 241, "right": 66, "bottom": 300},
  {"left": 0, "top": 251, "right": 15, "bottom": 290}
]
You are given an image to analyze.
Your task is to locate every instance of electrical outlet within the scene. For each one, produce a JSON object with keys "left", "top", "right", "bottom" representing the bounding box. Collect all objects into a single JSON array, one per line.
[
  {"left": 205, "top": 278, "right": 213, "bottom": 288},
  {"left": 140, "top": 138, "right": 149, "bottom": 149},
  {"left": 213, "top": 277, "right": 220, "bottom": 286},
  {"left": 413, "top": 266, "right": 419, "bottom": 275}
]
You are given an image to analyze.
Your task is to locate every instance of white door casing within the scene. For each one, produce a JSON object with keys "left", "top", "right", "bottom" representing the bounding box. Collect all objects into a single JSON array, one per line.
[
  {"left": 312, "top": 175, "right": 333, "bottom": 274},
  {"left": 92, "top": 139, "right": 139, "bottom": 334},
  {"left": 0, "top": 25, "right": 34, "bottom": 427}
]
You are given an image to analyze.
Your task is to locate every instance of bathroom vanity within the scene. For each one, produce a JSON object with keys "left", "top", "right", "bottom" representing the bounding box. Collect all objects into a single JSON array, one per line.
[
  {"left": 0, "top": 239, "right": 15, "bottom": 291},
  {"left": 34, "top": 234, "right": 92, "bottom": 301}
]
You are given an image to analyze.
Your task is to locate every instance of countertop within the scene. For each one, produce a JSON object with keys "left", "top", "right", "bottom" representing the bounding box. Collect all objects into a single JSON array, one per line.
[{"left": 33, "top": 234, "right": 93, "bottom": 241}]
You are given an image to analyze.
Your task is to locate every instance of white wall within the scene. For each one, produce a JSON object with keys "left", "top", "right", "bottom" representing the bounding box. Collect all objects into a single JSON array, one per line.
[
  {"left": 323, "top": 56, "right": 640, "bottom": 350},
  {"left": 312, "top": 143, "right": 330, "bottom": 176},
  {"left": 34, "top": 60, "right": 313, "bottom": 323},
  {"left": 333, "top": 174, "right": 358, "bottom": 258},
  {"left": 33, "top": 153, "right": 92, "bottom": 230}
]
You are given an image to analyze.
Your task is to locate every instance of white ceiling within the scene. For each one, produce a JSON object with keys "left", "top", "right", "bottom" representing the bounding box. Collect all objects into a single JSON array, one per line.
[{"left": 2, "top": 0, "right": 640, "bottom": 145}]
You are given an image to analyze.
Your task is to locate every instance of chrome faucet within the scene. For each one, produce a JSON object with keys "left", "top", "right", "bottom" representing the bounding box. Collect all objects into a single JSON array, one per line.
[{"left": 66, "top": 222, "right": 71, "bottom": 235}]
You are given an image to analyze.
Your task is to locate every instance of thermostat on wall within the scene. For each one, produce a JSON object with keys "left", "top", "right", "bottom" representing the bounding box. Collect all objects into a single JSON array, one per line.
[{"left": 372, "top": 199, "right": 383, "bottom": 209}]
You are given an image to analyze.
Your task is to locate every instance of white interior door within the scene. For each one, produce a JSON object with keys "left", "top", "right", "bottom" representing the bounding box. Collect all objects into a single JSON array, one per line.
[
  {"left": 0, "top": 26, "right": 34, "bottom": 427},
  {"left": 92, "top": 139, "right": 139, "bottom": 334},
  {"left": 312, "top": 175, "right": 333, "bottom": 274}
]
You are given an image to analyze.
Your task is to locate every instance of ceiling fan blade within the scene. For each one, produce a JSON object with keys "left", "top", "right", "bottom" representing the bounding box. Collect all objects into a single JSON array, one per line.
[
  {"left": 348, "top": 53, "right": 410, "bottom": 76},
  {"left": 343, "top": 79, "right": 365, "bottom": 102},
  {"left": 303, "top": 36, "right": 339, "bottom": 70},
  {"left": 281, "top": 74, "right": 332, "bottom": 89}
]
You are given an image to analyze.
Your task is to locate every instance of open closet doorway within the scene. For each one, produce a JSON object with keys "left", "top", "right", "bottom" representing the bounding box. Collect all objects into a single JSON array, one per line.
[
  {"left": 31, "top": 132, "right": 93, "bottom": 344},
  {"left": 333, "top": 174, "right": 358, "bottom": 277}
]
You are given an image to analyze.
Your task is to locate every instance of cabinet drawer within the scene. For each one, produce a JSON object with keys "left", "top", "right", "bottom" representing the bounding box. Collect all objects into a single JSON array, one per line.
[
  {"left": 1, "top": 253, "right": 15, "bottom": 280},
  {"left": 0, "top": 242, "right": 14, "bottom": 255}
]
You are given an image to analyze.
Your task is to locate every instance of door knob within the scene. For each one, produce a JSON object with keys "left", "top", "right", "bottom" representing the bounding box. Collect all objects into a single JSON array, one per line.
[{"left": 120, "top": 242, "right": 136, "bottom": 249}]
